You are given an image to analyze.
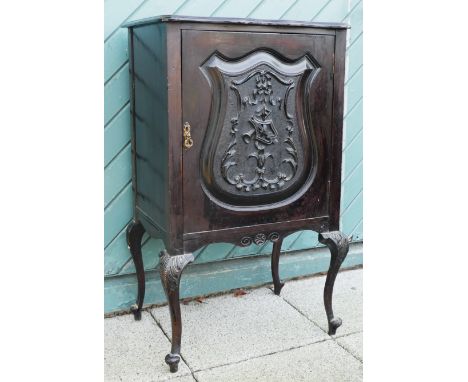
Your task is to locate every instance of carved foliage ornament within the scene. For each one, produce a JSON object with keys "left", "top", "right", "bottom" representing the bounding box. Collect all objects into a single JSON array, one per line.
[
  {"left": 200, "top": 50, "right": 320, "bottom": 208},
  {"left": 318, "top": 232, "right": 352, "bottom": 264},
  {"left": 240, "top": 232, "right": 280, "bottom": 246},
  {"left": 159, "top": 250, "right": 194, "bottom": 292}
]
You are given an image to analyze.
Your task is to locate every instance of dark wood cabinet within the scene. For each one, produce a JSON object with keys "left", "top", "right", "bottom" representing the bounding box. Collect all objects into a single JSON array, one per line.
[{"left": 123, "top": 15, "right": 350, "bottom": 373}]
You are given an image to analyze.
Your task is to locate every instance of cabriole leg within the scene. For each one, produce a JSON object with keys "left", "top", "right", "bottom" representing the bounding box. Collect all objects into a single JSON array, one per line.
[
  {"left": 159, "top": 250, "right": 194, "bottom": 373},
  {"left": 271, "top": 237, "right": 284, "bottom": 295},
  {"left": 318, "top": 231, "right": 351, "bottom": 335},
  {"left": 126, "top": 220, "right": 146, "bottom": 320}
]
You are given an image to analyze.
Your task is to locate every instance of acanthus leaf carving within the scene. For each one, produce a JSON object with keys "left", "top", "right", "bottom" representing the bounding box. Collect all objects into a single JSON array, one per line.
[{"left": 159, "top": 250, "right": 194, "bottom": 292}]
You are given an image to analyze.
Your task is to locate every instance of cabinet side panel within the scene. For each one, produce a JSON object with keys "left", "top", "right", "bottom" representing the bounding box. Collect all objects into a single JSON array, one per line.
[{"left": 132, "top": 24, "right": 169, "bottom": 232}]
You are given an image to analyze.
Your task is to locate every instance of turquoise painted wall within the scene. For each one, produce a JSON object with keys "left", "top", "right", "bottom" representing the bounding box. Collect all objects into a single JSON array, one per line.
[{"left": 104, "top": 0, "right": 363, "bottom": 313}]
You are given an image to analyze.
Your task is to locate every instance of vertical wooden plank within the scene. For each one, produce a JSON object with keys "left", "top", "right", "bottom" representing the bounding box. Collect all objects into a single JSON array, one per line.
[
  {"left": 328, "top": 29, "right": 347, "bottom": 231},
  {"left": 128, "top": 27, "right": 137, "bottom": 220},
  {"left": 165, "top": 23, "right": 184, "bottom": 253}
]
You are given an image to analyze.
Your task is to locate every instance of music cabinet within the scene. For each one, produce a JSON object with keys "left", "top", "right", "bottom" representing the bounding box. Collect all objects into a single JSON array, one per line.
[{"left": 123, "top": 15, "right": 350, "bottom": 373}]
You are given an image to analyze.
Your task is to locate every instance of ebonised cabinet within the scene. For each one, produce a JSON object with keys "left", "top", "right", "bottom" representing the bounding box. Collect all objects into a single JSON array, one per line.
[{"left": 123, "top": 15, "right": 350, "bottom": 373}]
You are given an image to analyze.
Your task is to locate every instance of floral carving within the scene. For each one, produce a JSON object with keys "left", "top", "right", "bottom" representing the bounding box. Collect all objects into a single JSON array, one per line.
[
  {"left": 254, "top": 233, "right": 267, "bottom": 245},
  {"left": 220, "top": 68, "right": 299, "bottom": 193},
  {"left": 240, "top": 232, "right": 280, "bottom": 247},
  {"left": 200, "top": 50, "right": 318, "bottom": 207}
]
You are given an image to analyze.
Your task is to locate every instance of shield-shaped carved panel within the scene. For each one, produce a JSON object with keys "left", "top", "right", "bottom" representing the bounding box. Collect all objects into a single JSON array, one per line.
[{"left": 200, "top": 50, "right": 320, "bottom": 210}]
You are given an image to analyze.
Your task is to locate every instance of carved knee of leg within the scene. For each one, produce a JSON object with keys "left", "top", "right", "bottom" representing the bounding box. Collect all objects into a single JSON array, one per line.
[
  {"left": 319, "top": 231, "right": 351, "bottom": 335},
  {"left": 159, "top": 250, "right": 195, "bottom": 292}
]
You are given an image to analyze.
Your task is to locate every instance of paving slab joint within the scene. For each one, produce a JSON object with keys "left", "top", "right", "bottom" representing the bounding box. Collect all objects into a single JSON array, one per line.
[
  {"left": 278, "top": 295, "right": 328, "bottom": 336},
  {"left": 332, "top": 330, "right": 362, "bottom": 339},
  {"left": 149, "top": 308, "right": 200, "bottom": 378},
  {"left": 332, "top": 332, "right": 363, "bottom": 364},
  {"left": 192, "top": 337, "right": 333, "bottom": 373}
]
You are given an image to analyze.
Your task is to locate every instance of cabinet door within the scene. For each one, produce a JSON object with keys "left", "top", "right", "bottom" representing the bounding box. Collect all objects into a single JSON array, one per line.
[{"left": 182, "top": 29, "right": 335, "bottom": 234}]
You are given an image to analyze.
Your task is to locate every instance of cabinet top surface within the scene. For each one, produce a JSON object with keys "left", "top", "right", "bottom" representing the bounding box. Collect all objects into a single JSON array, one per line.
[{"left": 122, "top": 15, "right": 349, "bottom": 29}]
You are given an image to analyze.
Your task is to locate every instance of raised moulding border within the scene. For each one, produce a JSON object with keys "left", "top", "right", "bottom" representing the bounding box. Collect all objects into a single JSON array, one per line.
[{"left": 199, "top": 49, "right": 322, "bottom": 212}]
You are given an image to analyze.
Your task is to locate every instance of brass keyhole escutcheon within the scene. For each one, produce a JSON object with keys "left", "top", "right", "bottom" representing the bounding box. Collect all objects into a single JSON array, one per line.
[{"left": 183, "top": 122, "right": 193, "bottom": 149}]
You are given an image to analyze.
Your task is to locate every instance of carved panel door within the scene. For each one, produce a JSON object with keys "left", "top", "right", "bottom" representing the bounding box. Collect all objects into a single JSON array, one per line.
[{"left": 182, "top": 30, "right": 336, "bottom": 234}]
